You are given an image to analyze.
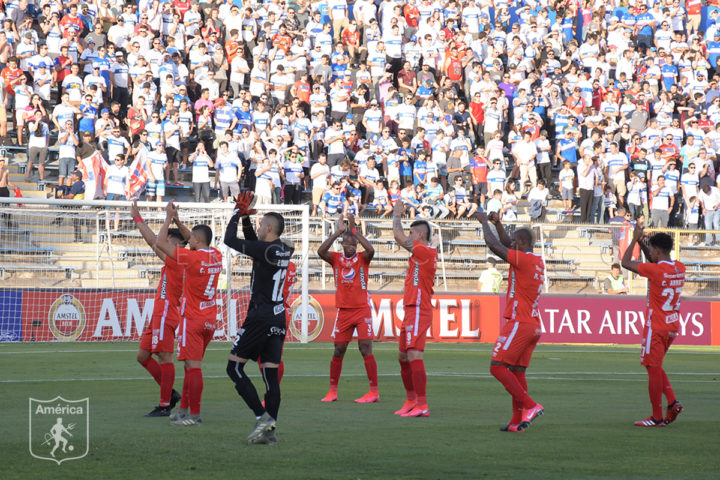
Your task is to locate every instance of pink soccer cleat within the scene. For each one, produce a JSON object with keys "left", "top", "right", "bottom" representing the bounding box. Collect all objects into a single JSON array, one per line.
[
  {"left": 354, "top": 392, "right": 380, "bottom": 403},
  {"left": 321, "top": 391, "right": 338, "bottom": 402}
]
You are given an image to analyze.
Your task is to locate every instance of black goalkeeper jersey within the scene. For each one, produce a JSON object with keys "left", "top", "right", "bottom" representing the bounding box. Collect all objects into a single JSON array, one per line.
[{"left": 224, "top": 216, "right": 294, "bottom": 309}]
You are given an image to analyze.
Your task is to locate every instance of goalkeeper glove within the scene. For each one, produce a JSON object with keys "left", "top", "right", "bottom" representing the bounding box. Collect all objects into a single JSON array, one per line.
[{"left": 233, "top": 191, "right": 257, "bottom": 218}]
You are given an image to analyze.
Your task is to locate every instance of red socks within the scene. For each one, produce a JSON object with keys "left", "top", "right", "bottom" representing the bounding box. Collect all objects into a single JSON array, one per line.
[
  {"left": 661, "top": 369, "right": 676, "bottom": 405},
  {"left": 278, "top": 361, "right": 285, "bottom": 384},
  {"left": 490, "top": 365, "right": 535, "bottom": 410},
  {"left": 186, "top": 368, "right": 203, "bottom": 415},
  {"left": 363, "top": 354, "right": 379, "bottom": 392},
  {"left": 410, "top": 359, "right": 427, "bottom": 406},
  {"left": 329, "top": 356, "right": 343, "bottom": 391},
  {"left": 399, "top": 360, "right": 416, "bottom": 402},
  {"left": 646, "top": 366, "right": 664, "bottom": 420},
  {"left": 140, "top": 357, "right": 162, "bottom": 385},
  {"left": 180, "top": 365, "right": 190, "bottom": 409},
  {"left": 511, "top": 370, "right": 528, "bottom": 424},
  {"left": 159, "top": 363, "right": 175, "bottom": 407}
]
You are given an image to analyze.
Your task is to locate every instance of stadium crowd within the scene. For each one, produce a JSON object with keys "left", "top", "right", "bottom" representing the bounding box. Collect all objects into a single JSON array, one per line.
[{"left": 2, "top": 0, "right": 720, "bottom": 241}]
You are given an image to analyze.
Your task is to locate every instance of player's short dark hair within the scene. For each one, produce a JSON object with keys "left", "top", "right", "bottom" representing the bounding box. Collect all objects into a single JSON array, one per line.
[
  {"left": 192, "top": 224, "right": 213, "bottom": 246},
  {"left": 168, "top": 228, "right": 185, "bottom": 244},
  {"left": 611, "top": 263, "right": 621, "bottom": 270},
  {"left": 410, "top": 220, "right": 431, "bottom": 241},
  {"left": 515, "top": 227, "right": 534, "bottom": 246},
  {"left": 649, "top": 232, "right": 673, "bottom": 253},
  {"left": 264, "top": 212, "right": 285, "bottom": 236}
]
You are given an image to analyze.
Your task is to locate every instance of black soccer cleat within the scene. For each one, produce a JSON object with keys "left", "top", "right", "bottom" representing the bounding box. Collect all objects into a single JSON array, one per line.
[
  {"left": 169, "top": 389, "right": 181, "bottom": 410},
  {"left": 144, "top": 405, "right": 172, "bottom": 417}
]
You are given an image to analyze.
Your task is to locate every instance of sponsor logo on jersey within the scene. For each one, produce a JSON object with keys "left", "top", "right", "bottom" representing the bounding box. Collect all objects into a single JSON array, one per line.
[
  {"left": 342, "top": 267, "right": 356, "bottom": 280},
  {"left": 48, "top": 295, "right": 86, "bottom": 342}
]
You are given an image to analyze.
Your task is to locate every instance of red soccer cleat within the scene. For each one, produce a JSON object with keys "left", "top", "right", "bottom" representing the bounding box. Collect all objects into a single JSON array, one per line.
[
  {"left": 664, "top": 401, "right": 683, "bottom": 425},
  {"left": 321, "top": 391, "right": 338, "bottom": 402},
  {"left": 519, "top": 403, "right": 544, "bottom": 430},
  {"left": 394, "top": 401, "right": 416, "bottom": 416},
  {"left": 354, "top": 392, "right": 380, "bottom": 403},
  {"left": 401, "top": 404, "right": 429, "bottom": 417},
  {"left": 634, "top": 416, "right": 666, "bottom": 427}
]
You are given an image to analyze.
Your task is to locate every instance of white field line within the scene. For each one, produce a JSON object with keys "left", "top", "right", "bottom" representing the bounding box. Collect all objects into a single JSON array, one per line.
[
  {"left": 1, "top": 371, "right": 718, "bottom": 384},
  {"left": 1, "top": 344, "right": 719, "bottom": 355}
]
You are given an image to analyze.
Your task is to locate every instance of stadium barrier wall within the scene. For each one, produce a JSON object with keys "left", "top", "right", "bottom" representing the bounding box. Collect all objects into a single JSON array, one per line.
[{"left": 3, "top": 290, "right": 719, "bottom": 346}]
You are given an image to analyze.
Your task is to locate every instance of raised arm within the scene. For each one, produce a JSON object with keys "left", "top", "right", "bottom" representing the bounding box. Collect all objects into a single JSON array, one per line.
[
  {"left": 317, "top": 213, "right": 346, "bottom": 264},
  {"left": 392, "top": 199, "right": 413, "bottom": 252},
  {"left": 475, "top": 211, "right": 509, "bottom": 261},
  {"left": 130, "top": 200, "right": 168, "bottom": 261},
  {"left": 487, "top": 211, "right": 512, "bottom": 248},
  {"left": 621, "top": 225, "right": 646, "bottom": 273},
  {"left": 348, "top": 213, "right": 374, "bottom": 263},
  {"left": 171, "top": 208, "right": 192, "bottom": 241}
]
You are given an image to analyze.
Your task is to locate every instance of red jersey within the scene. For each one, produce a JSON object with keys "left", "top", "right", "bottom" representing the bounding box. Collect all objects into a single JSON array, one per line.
[
  {"left": 283, "top": 261, "right": 296, "bottom": 314},
  {"left": 657, "top": 143, "right": 679, "bottom": 161},
  {"left": 331, "top": 251, "right": 371, "bottom": 309},
  {"left": 503, "top": 249, "right": 545, "bottom": 326},
  {"left": 404, "top": 5, "right": 420, "bottom": 27},
  {"left": 225, "top": 39, "right": 240, "bottom": 64},
  {"left": 403, "top": 242, "right": 437, "bottom": 309},
  {"left": 272, "top": 33, "right": 292, "bottom": 52},
  {"left": 293, "top": 81, "right": 311, "bottom": 103},
  {"left": 444, "top": 57, "right": 463, "bottom": 82},
  {"left": 1, "top": 67, "right": 23, "bottom": 95},
  {"left": 687, "top": 0, "right": 701, "bottom": 15},
  {"left": 637, "top": 260, "right": 685, "bottom": 333},
  {"left": 176, "top": 247, "right": 223, "bottom": 322},
  {"left": 54, "top": 56, "right": 73, "bottom": 83},
  {"left": 153, "top": 254, "right": 185, "bottom": 328},
  {"left": 469, "top": 101, "right": 484, "bottom": 123},
  {"left": 470, "top": 155, "right": 488, "bottom": 183},
  {"left": 59, "top": 15, "right": 83, "bottom": 36},
  {"left": 173, "top": 0, "right": 191, "bottom": 16},
  {"left": 342, "top": 29, "right": 360, "bottom": 47}
]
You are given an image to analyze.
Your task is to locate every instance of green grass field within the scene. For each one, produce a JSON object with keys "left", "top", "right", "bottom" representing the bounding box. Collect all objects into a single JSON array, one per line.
[{"left": 2, "top": 342, "right": 719, "bottom": 480}]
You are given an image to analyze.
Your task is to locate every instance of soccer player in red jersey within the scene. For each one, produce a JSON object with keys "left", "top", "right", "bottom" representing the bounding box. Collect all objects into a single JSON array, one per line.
[
  {"left": 392, "top": 200, "right": 438, "bottom": 417},
  {"left": 317, "top": 213, "right": 379, "bottom": 403},
  {"left": 622, "top": 227, "right": 685, "bottom": 427},
  {"left": 150, "top": 202, "right": 223, "bottom": 426},
  {"left": 130, "top": 201, "right": 184, "bottom": 417},
  {"left": 476, "top": 211, "right": 545, "bottom": 433}
]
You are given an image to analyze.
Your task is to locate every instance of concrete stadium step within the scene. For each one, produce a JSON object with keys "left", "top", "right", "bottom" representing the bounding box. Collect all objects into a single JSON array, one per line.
[
  {"left": 59, "top": 258, "right": 129, "bottom": 270},
  {"left": 81, "top": 277, "right": 150, "bottom": 288},
  {"left": 78, "top": 268, "right": 143, "bottom": 280}
]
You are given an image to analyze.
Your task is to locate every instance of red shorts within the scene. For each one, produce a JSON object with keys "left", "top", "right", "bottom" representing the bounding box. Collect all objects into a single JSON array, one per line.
[
  {"left": 152, "top": 300, "right": 180, "bottom": 353},
  {"left": 177, "top": 317, "right": 215, "bottom": 361},
  {"left": 398, "top": 305, "right": 433, "bottom": 352},
  {"left": 491, "top": 321, "right": 541, "bottom": 367},
  {"left": 332, "top": 306, "right": 373, "bottom": 343},
  {"left": 139, "top": 322, "right": 153, "bottom": 351},
  {"left": 640, "top": 325, "right": 677, "bottom": 367}
]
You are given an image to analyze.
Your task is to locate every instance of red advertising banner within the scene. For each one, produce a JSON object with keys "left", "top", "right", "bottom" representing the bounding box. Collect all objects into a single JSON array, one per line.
[
  {"left": 287, "top": 293, "right": 500, "bottom": 344},
  {"left": 529, "top": 297, "right": 711, "bottom": 345},
  {"left": 12, "top": 289, "right": 720, "bottom": 346}
]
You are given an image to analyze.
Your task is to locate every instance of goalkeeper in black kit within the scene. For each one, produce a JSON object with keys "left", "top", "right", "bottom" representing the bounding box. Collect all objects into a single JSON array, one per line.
[{"left": 224, "top": 191, "right": 294, "bottom": 445}]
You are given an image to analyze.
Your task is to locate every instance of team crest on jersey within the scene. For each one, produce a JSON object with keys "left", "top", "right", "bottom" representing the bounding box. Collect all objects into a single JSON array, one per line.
[{"left": 48, "top": 295, "right": 87, "bottom": 341}]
